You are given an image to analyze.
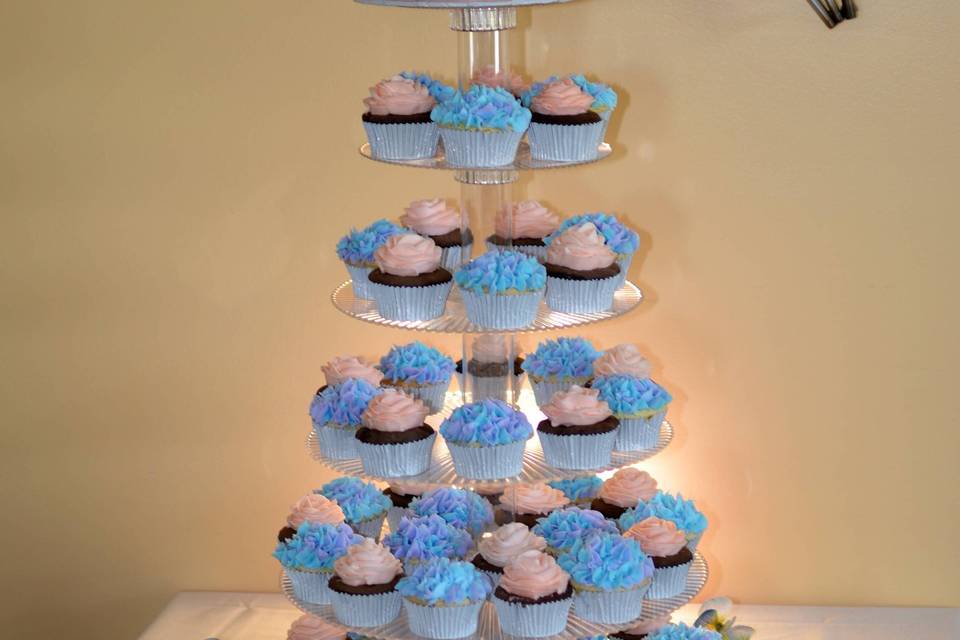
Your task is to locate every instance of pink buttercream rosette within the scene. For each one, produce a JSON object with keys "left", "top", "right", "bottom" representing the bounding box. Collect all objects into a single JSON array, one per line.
[{"left": 527, "top": 78, "right": 605, "bottom": 162}]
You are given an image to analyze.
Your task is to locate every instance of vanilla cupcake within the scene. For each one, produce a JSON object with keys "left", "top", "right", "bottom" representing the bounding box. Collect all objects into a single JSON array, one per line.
[
  {"left": 591, "top": 468, "right": 659, "bottom": 521},
  {"left": 538, "top": 386, "right": 619, "bottom": 470},
  {"left": 278, "top": 494, "right": 345, "bottom": 542},
  {"left": 544, "top": 222, "right": 621, "bottom": 313},
  {"left": 624, "top": 517, "right": 693, "bottom": 599},
  {"left": 329, "top": 538, "right": 404, "bottom": 627},
  {"left": 368, "top": 234, "right": 452, "bottom": 321},
  {"left": 492, "top": 550, "right": 573, "bottom": 637},
  {"left": 356, "top": 389, "right": 436, "bottom": 478},
  {"left": 401, "top": 199, "right": 471, "bottom": 271},
  {"left": 486, "top": 201, "right": 561, "bottom": 262},
  {"left": 497, "top": 482, "right": 570, "bottom": 528},
  {"left": 472, "top": 522, "right": 547, "bottom": 588},
  {"left": 363, "top": 75, "right": 439, "bottom": 160}
]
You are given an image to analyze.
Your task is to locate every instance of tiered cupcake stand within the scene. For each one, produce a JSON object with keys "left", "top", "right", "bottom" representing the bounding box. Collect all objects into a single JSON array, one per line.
[{"left": 283, "top": 2, "right": 709, "bottom": 638}]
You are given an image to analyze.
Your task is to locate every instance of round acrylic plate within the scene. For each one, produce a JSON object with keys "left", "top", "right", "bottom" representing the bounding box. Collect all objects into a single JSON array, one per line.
[
  {"left": 359, "top": 141, "right": 613, "bottom": 173},
  {"left": 356, "top": 0, "right": 576, "bottom": 8},
  {"left": 281, "top": 553, "right": 707, "bottom": 640},
  {"left": 307, "top": 390, "right": 673, "bottom": 488},
  {"left": 331, "top": 280, "right": 643, "bottom": 334}
]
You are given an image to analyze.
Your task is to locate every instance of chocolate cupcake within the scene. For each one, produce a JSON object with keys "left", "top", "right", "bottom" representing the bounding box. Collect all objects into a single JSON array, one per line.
[
  {"left": 610, "top": 615, "right": 673, "bottom": 640},
  {"left": 356, "top": 389, "right": 436, "bottom": 478},
  {"left": 368, "top": 234, "right": 452, "bottom": 322},
  {"left": 491, "top": 551, "right": 574, "bottom": 637},
  {"left": 383, "top": 481, "right": 437, "bottom": 531},
  {"left": 537, "top": 386, "right": 619, "bottom": 470},
  {"left": 543, "top": 223, "right": 621, "bottom": 314},
  {"left": 329, "top": 538, "right": 404, "bottom": 627},
  {"left": 523, "top": 77, "right": 604, "bottom": 162},
  {"left": 590, "top": 467, "right": 659, "bottom": 522},
  {"left": 545, "top": 212, "right": 639, "bottom": 287},
  {"left": 472, "top": 522, "right": 546, "bottom": 589},
  {"left": 497, "top": 482, "right": 569, "bottom": 528},
  {"left": 401, "top": 199, "right": 472, "bottom": 271},
  {"left": 362, "top": 75, "right": 439, "bottom": 161},
  {"left": 486, "top": 201, "right": 561, "bottom": 262}
]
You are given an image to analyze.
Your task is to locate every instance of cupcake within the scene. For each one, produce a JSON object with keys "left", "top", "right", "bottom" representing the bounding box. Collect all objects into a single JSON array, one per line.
[
  {"left": 531, "top": 507, "right": 618, "bottom": 556},
  {"left": 398, "top": 558, "right": 492, "bottom": 639},
  {"left": 336, "top": 219, "right": 406, "bottom": 299},
  {"left": 273, "top": 522, "right": 362, "bottom": 605},
  {"left": 544, "top": 223, "right": 621, "bottom": 313},
  {"left": 440, "top": 399, "right": 533, "bottom": 480},
  {"left": 472, "top": 522, "right": 546, "bottom": 588},
  {"left": 431, "top": 85, "right": 531, "bottom": 168},
  {"left": 569, "top": 74, "right": 619, "bottom": 139},
  {"left": 368, "top": 234, "right": 452, "bottom": 322},
  {"left": 522, "top": 336, "right": 601, "bottom": 406},
  {"left": 329, "top": 538, "right": 404, "bottom": 627},
  {"left": 278, "top": 494, "right": 345, "bottom": 542},
  {"left": 472, "top": 64, "right": 528, "bottom": 97},
  {"left": 593, "top": 344, "right": 652, "bottom": 380},
  {"left": 590, "top": 468, "right": 659, "bottom": 521},
  {"left": 383, "top": 481, "right": 439, "bottom": 531},
  {"left": 525, "top": 77, "right": 605, "bottom": 162},
  {"left": 558, "top": 531, "right": 654, "bottom": 624},
  {"left": 456, "top": 334, "right": 525, "bottom": 402},
  {"left": 610, "top": 615, "right": 673, "bottom": 640},
  {"left": 455, "top": 250, "right": 546, "bottom": 329},
  {"left": 474, "top": 484, "right": 505, "bottom": 507},
  {"left": 321, "top": 355, "right": 384, "bottom": 390},
  {"left": 497, "top": 482, "right": 569, "bottom": 528},
  {"left": 362, "top": 75, "right": 439, "bottom": 161},
  {"left": 492, "top": 550, "right": 573, "bottom": 637},
  {"left": 647, "top": 624, "right": 721, "bottom": 640},
  {"left": 546, "top": 213, "right": 639, "bottom": 286},
  {"left": 379, "top": 341, "right": 455, "bottom": 414},
  {"left": 409, "top": 487, "right": 494, "bottom": 537},
  {"left": 538, "top": 386, "right": 620, "bottom": 470},
  {"left": 624, "top": 517, "right": 694, "bottom": 598},
  {"left": 547, "top": 475, "right": 603, "bottom": 506},
  {"left": 286, "top": 614, "right": 349, "bottom": 640},
  {"left": 309, "top": 379, "right": 381, "bottom": 460},
  {"left": 356, "top": 389, "right": 436, "bottom": 478},
  {"left": 318, "top": 477, "right": 392, "bottom": 540},
  {"left": 401, "top": 199, "right": 471, "bottom": 271},
  {"left": 593, "top": 374, "right": 672, "bottom": 452},
  {"left": 486, "top": 200, "right": 561, "bottom": 262},
  {"left": 619, "top": 492, "right": 708, "bottom": 551},
  {"left": 384, "top": 514, "right": 473, "bottom": 572}
]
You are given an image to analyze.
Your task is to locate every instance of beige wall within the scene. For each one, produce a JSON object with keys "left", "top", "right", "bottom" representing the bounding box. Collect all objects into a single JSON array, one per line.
[{"left": 2, "top": 1, "right": 959, "bottom": 638}]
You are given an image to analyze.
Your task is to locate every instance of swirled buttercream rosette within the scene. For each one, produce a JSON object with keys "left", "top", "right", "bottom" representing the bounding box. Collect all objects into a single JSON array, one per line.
[{"left": 362, "top": 75, "right": 440, "bottom": 160}]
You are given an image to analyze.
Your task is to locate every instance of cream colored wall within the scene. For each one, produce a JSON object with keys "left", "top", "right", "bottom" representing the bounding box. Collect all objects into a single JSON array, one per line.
[{"left": 1, "top": 1, "right": 959, "bottom": 638}]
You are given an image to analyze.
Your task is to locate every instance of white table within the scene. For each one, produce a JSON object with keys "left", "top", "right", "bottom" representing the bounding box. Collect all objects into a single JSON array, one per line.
[{"left": 138, "top": 591, "right": 960, "bottom": 640}]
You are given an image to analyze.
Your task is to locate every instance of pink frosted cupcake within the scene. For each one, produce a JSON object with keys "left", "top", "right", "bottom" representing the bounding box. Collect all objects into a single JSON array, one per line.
[
  {"left": 329, "top": 538, "right": 404, "bottom": 626},
  {"left": 286, "top": 614, "right": 347, "bottom": 640},
  {"left": 363, "top": 75, "right": 439, "bottom": 160},
  {"left": 527, "top": 78, "right": 604, "bottom": 161},
  {"left": 537, "top": 386, "right": 619, "bottom": 470},
  {"left": 544, "top": 223, "right": 621, "bottom": 313},
  {"left": 497, "top": 482, "right": 570, "bottom": 528},
  {"left": 487, "top": 201, "right": 561, "bottom": 262},
  {"left": 491, "top": 550, "right": 574, "bottom": 637},
  {"left": 356, "top": 389, "right": 436, "bottom": 477},
  {"left": 278, "top": 494, "right": 345, "bottom": 542},
  {"left": 472, "top": 523, "right": 546, "bottom": 588},
  {"left": 401, "top": 199, "right": 471, "bottom": 271},
  {"left": 624, "top": 517, "right": 693, "bottom": 598},
  {"left": 368, "top": 234, "right": 452, "bottom": 321},
  {"left": 320, "top": 355, "right": 384, "bottom": 393},
  {"left": 590, "top": 468, "right": 658, "bottom": 521},
  {"left": 610, "top": 615, "right": 673, "bottom": 640}
]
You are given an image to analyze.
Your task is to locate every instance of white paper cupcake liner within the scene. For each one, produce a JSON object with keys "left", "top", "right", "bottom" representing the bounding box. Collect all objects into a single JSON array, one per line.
[
  {"left": 403, "top": 598, "right": 485, "bottom": 640},
  {"left": 461, "top": 372, "right": 525, "bottom": 402},
  {"left": 344, "top": 263, "right": 377, "bottom": 299},
  {"left": 386, "top": 506, "right": 412, "bottom": 532},
  {"left": 598, "top": 108, "right": 613, "bottom": 139},
  {"left": 572, "top": 579, "right": 650, "bottom": 624},
  {"left": 349, "top": 512, "right": 387, "bottom": 541},
  {"left": 484, "top": 238, "right": 549, "bottom": 262},
  {"left": 368, "top": 279, "right": 452, "bottom": 322},
  {"left": 440, "top": 243, "right": 472, "bottom": 271},
  {"left": 647, "top": 560, "right": 691, "bottom": 599},
  {"left": 330, "top": 588, "right": 403, "bottom": 627},
  {"left": 530, "top": 378, "right": 589, "bottom": 407},
  {"left": 616, "top": 253, "right": 633, "bottom": 286},
  {"left": 314, "top": 423, "right": 360, "bottom": 459},
  {"left": 493, "top": 593, "right": 574, "bottom": 637},
  {"left": 357, "top": 433, "right": 437, "bottom": 478},
  {"left": 387, "top": 380, "right": 450, "bottom": 414},
  {"left": 615, "top": 410, "right": 666, "bottom": 451},
  {"left": 439, "top": 127, "right": 524, "bottom": 168},
  {"left": 460, "top": 288, "right": 543, "bottom": 329},
  {"left": 545, "top": 273, "right": 620, "bottom": 314},
  {"left": 479, "top": 568, "right": 502, "bottom": 594},
  {"left": 538, "top": 429, "right": 618, "bottom": 470},
  {"left": 363, "top": 121, "right": 440, "bottom": 161},
  {"left": 445, "top": 438, "right": 527, "bottom": 480},
  {"left": 285, "top": 567, "right": 334, "bottom": 605},
  {"left": 527, "top": 120, "right": 604, "bottom": 162}
]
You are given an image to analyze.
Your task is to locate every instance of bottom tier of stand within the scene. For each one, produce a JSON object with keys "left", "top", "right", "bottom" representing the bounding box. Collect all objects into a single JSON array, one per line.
[{"left": 281, "top": 553, "right": 707, "bottom": 640}]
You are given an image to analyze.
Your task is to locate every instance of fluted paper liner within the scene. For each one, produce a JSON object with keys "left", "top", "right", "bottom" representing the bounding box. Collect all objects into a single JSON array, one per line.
[
  {"left": 285, "top": 567, "right": 334, "bottom": 605},
  {"left": 369, "top": 279, "right": 452, "bottom": 322},
  {"left": 344, "top": 263, "right": 376, "bottom": 299},
  {"left": 647, "top": 559, "right": 691, "bottom": 599},
  {"left": 439, "top": 128, "right": 524, "bottom": 168},
  {"left": 330, "top": 587, "right": 403, "bottom": 627},
  {"left": 538, "top": 428, "right": 618, "bottom": 470},
  {"left": 571, "top": 578, "right": 650, "bottom": 624},
  {"left": 314, "top": 422, "right": 360, "bottom": 459},
  {"left": 615, "top": 410, "right": 667, "bottom": 451},
  {"left": 493, "top": 593, "right": 574, "bottom": 637},
  {"left": 460, "top": 288, "right": 543, "bottom": 330},
  {"left": 363, "top": 121, "right": 440, "bottom": 161},
  {"left": 527, "top": 120, "right": 604, "bottom": 162},
  {"left": 545, "top": 273, "right": 620, "bottom": 314},
  {"left": 357, "top": 432, "right": 436, "bottom": 478},
  {"left": 445, "top": 438, "right": 527, "bottom": 480},
  {"left": 402, "top": 598, "right": 485, "bottom": 640}
]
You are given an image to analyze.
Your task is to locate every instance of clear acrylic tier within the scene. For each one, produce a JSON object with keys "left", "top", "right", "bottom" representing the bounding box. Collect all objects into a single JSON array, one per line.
[
  {"left": 281, "top": 553, "right": 707, "bottom": 640},
  {"left": 331, "top": 280, "right": 643, "bottom": 334},
  {"left": 360, "top": 142, "right": 613, "bottom": 174}
]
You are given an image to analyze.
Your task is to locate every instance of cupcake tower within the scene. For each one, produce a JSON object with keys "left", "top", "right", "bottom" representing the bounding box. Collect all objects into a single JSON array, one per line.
[{"left": 278, "top": 2, "right": 713, "bottom": 640}]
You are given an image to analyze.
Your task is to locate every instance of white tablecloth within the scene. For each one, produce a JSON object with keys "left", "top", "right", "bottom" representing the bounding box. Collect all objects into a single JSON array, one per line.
[{"left": 138, "top": 591, "right": 960, "bottom": 640}]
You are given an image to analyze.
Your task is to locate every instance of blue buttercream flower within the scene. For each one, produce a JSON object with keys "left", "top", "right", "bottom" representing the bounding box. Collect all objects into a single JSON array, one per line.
[
  {"left": 532, "top": 507, "right": 619, "bottom": 552},
  {"left": 409, "top": 487, "right": 494, "bottom": 536},
  {"left": 569, "top": 74, "right": 619, "bottom": 112},
  {"left": 431, "top": 85, "right": 531, "bottom": 133},
  {"left": 440, "top": 399, "right": 533, "bottom": 446},
  {"left": 617, "top": 501, "right": 656, "bottom": 531},
  {"left": 454, "top": 250, "right": 547, "bottom": 294},
  {"left": 317, "top": 477, "right": 391, "bottom": 524},
  {"left": 592, "top": 375, "right": 672, "bottom": 416},
  {"left": 272, "top": 521, "right": 361, "bottom": 570},
  {"left": 336, "top": 219, "right": 406, "bottom": 266},
  {"left": 648, "top": 623, "right": 721, "bottom": 640},
  {"left": 545, "top": 213, "right": 639, "bottom": 256},
  {"left": 399, "top": 71, "right": 456, "bottom": 102},
  {"left": 548, "top": 476, "right": 604, "bottom": 502},
  {"left": 520, "top": 75, "right": 560, "bottom": 108},
  {"left": 309, "top": 378, "right": 381, "bottom": 427},
  {"left": 384, "top": 515, "right": 473, "bottom": 564},
  {"left": 619, "top": 491, "right": 707, "bottom": 536},
  {"left": 522, "top": 337, "right": 601, "bottom": 380},
  {"left": 558, "top": 531, "right": 654, "bottom": 591},
  {"left": 379, "top": 341, "right": 455, "bottom": 386},
  {"left": 397, "top": 557, "right": 492, "bottom": 605}
]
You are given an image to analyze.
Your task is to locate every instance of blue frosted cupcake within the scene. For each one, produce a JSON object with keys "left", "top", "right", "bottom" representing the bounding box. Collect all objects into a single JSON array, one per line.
[
  {"left": 647, "top": 623, "right": 721, "bottom": 640},
  {"left": 547, "top": 476, "right": 603, "bottom": 506},
  {"left": 455, "top": 250, "right": 546, "bottom": 329},
  {"left": 619, "top": 491, "right": 708, "bottom": 551},
  {"left": 544, "top": 223, "right": 621, "bottom": 313},
  {"left": 593, "top": 374, "right": 672, "bottom": 451},
  {"left": 273, "top": 521, "right": 362, "bottom": 605},
  {"left": 336, "top": 219, "right": 406, "bottom": 299},
  {"left": 400, "top": 71, "right": 457, "bottom": 104},
  {"left": 522, "top": 337, "right": 601, "bottom": 407},
  {"left": 558, "top": 531, "right": 654, "bottom": 624},
  {"left": 379, "top": 341, "right": 455, "bottom": 413},
  {"left": 363, "top": 75, "right": 439, "bottom": 161},
  {"left": 409, "top": 487, "right": 494, "bottom": 538},
  {"left": 431, "top": 85, "right": 532, "bottom": 168},
  {"left": 440, "top": 399, "right": 533, "bottom": 480},
  {"left": 397, "top": 558, "right": 492, "bottom": 639},
  {"left": 318, "top": 477, "right": 392, "bottom": 540},
  {"left": 546, "top": 213, "right": 639, "bottom": 286},
  {"left": 569, "top": 74, "right": 619, "bottom": 139},
  {"left": 531, "top": 507, "right": 619, "bottom": 556},
  {"left": 309, "top": 379, "right": 381, "bottom": 460},
  {"left": 384, "top": 514, "right": 474, "bottom": 573}
]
